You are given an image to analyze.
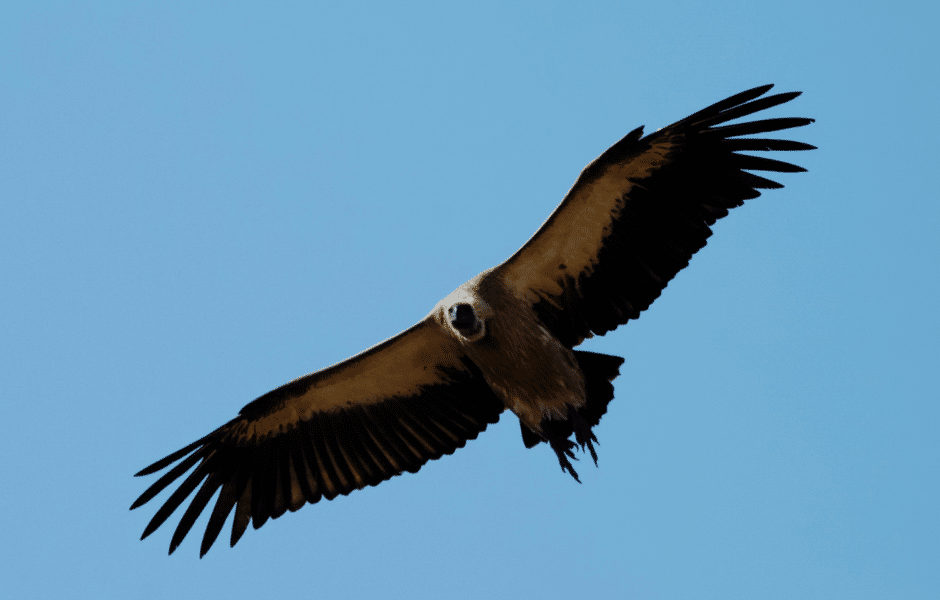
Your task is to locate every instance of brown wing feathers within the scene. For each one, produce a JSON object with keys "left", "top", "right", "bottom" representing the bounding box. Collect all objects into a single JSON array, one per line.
[
  {"left": 511, "top": 85, "right": 814, "bottom": 348},
  {"left": 131, "top": 359, "right": 504, "bottom": 556}
]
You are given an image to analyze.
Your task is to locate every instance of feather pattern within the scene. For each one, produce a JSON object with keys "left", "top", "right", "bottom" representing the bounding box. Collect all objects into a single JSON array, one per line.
[
  {"left": 131, "top": 319, "right": 504, "bottom": 555},
  {"left": 497, "top": 84, "right": 814, "bottom": 347}
]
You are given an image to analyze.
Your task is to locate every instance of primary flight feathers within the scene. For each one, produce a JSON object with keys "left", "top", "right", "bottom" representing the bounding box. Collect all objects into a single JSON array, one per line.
[{"left": 132, "top": 84, "right": 814, "bottom": 556}]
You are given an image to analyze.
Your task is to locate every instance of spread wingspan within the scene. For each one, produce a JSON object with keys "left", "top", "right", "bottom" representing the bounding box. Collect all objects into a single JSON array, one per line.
[{"left": 132, "top": 84, "right": 815, "bottom": 557}]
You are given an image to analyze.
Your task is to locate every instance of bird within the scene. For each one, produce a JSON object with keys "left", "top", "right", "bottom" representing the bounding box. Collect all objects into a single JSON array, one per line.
[{"left": 131, "top": 84, "right": 814, "bottom": 556}]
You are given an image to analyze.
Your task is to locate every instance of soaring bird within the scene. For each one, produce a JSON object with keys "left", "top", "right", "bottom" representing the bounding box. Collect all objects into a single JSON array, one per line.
[{"left": 131, "top": 84, "right": 814, "bottom": 556}]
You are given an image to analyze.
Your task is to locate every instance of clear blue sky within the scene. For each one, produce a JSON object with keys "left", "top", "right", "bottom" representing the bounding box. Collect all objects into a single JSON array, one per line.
[{"left": 2, "top": 2, "right": 937, "bottom": 599}]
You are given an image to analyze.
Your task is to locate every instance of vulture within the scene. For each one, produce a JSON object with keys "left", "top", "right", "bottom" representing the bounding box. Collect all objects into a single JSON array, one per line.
[{"left": 132, "top": 84, "right": 814, "bottom": 556}]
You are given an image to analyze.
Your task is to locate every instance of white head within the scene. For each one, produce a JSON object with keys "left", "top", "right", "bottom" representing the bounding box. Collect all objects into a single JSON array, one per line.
[{"left": 432, "top": 274, "right": 495, "bottom": 343}]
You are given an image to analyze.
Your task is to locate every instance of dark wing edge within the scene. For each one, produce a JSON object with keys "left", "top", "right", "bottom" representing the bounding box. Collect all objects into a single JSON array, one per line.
[
  {"left": 130, "top": 319, "right": 504, "bottom": 557},
  {"left": 496, "top": 84, "right": 815, "bottom": 348}
]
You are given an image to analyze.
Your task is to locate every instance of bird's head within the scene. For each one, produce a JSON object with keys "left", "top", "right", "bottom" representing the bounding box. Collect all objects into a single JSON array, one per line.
[
  {"left": 448, "top": 303, "right": 482, "bottom": 338},
  {"left": 433, "top": 273, "right": 495, "bottom": 343}
]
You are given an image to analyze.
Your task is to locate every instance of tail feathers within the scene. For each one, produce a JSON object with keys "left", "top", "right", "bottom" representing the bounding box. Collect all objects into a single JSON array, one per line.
[
  {"left": 572, "top": 350, "right": 624, "bottom": 430},
  {"left": 520, "top": 350, "right": 624, "bottom": 480},
  {"left": 520, "top": 421, "right": 543, "bottom": 449}
]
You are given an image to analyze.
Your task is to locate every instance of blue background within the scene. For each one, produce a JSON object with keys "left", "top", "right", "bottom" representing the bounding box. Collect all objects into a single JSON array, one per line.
[{"left": 2, "top": 1, "right": 937, "bottom": 598}]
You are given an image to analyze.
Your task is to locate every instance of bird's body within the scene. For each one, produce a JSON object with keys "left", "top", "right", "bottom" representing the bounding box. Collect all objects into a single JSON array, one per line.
[
  {"left": 132, "top": 84, "right": 814, "bottom": 556},
  {"left": 437, "top": 270, "right": 587, "bottom": 431}
]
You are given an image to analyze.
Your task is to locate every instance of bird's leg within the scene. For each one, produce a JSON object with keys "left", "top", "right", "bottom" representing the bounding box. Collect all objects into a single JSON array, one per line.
[
  {"left": 548, "top": 436, "right": 581, "bottom": 483},
  {"left": 570, "top": 411, "right": 599, "bottom": 466}
]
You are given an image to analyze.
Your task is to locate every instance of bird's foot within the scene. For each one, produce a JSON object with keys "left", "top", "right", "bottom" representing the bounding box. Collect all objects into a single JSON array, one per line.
[
  {"left": 549, "top": 436, "right": 581, "bottom": 483},
  {"left": 570, "top": 412, "right": 599, "bottom": 466}
]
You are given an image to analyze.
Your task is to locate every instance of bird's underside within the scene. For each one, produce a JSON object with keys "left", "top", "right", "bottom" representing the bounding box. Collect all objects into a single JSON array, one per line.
[{"left": 131, "top": 84, "right": 814, "bottom": 556}]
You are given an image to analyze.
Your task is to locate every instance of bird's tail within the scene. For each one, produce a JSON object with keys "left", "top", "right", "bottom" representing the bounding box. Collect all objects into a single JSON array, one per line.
[{"left": 519, "top": 350, "right": 625, "bottom": 481}]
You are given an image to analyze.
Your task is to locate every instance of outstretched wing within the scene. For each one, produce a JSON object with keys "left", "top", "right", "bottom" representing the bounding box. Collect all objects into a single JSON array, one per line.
[
  {"left": 495, "top": 84, "right": 815, "bottom": 348},
  {"left": 131, "top": 317, "right": 504, "bottom": 556}
]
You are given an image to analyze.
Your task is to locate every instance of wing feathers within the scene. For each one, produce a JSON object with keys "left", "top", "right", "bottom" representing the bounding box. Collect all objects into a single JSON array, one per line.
[
  {"left": 331, "top": 414, "right": 371, "bottom": 488},
  {"left": 361, "top": 405, "right": 417, "bottom": 473},
  {"left": 230, "top": 479, "right": 252, "bottom": 547},
  {"left": 270, "top": 446, "right": 292, "bottom": 519},
  {"left": 141, "top": 458, "right": 213, "bottom": 541},
  {"left": 249, "top": 443, "right": 274, "bottom": 529},
  {"left": 132, "top": 449, "right": 207, "bottom": 512},
  {"left": 730, "top": 153, "right": 807, "bottom": 173},
  {"left": 712, "top": 116, "right": 814, "bottom": 138},
  {"left": 678, "top": 84, "right": 774, "bottom": 123},
  {"left": 170, "top": 468, "right": 227, "bottom": 554},
  {"left": 723, "top": 138, "right": 816, "bottom": 152},
  {"left": 350, "top": 410, "right": 396, "bottom": 477},
  {"left": 295, "top": 431, "right": 323, "bottom": 502},
  {"left": 322, "top": 419, "right": 356, "bottom": 493},
  {"left": 131, "top": 319, "right": 505, "bottom": 555},
  {"left": 497, "top": 84, "right": 813, "bottom": 347},
  {"left": 134, "top": 436, "right": 209, "bottom": 478},
  {"left": 200, "top": 472, "right": 240, "bottom": 556},
  {"left": 694, "top": 91, "right": 802, "bottom": 128},
  {"left": 735, "top": 171, "right": 785, "bottom": 190}
]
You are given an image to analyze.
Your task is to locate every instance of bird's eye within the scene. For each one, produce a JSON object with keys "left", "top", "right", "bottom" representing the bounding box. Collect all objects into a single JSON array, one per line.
[{"left": 448, "top": 303, "right": 476, "bottom": 331}]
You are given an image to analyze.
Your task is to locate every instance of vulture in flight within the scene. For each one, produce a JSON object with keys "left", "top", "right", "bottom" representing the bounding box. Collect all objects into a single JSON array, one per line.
[{"left": 132, "top": 84, "right": 814, "bottom": 556}]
